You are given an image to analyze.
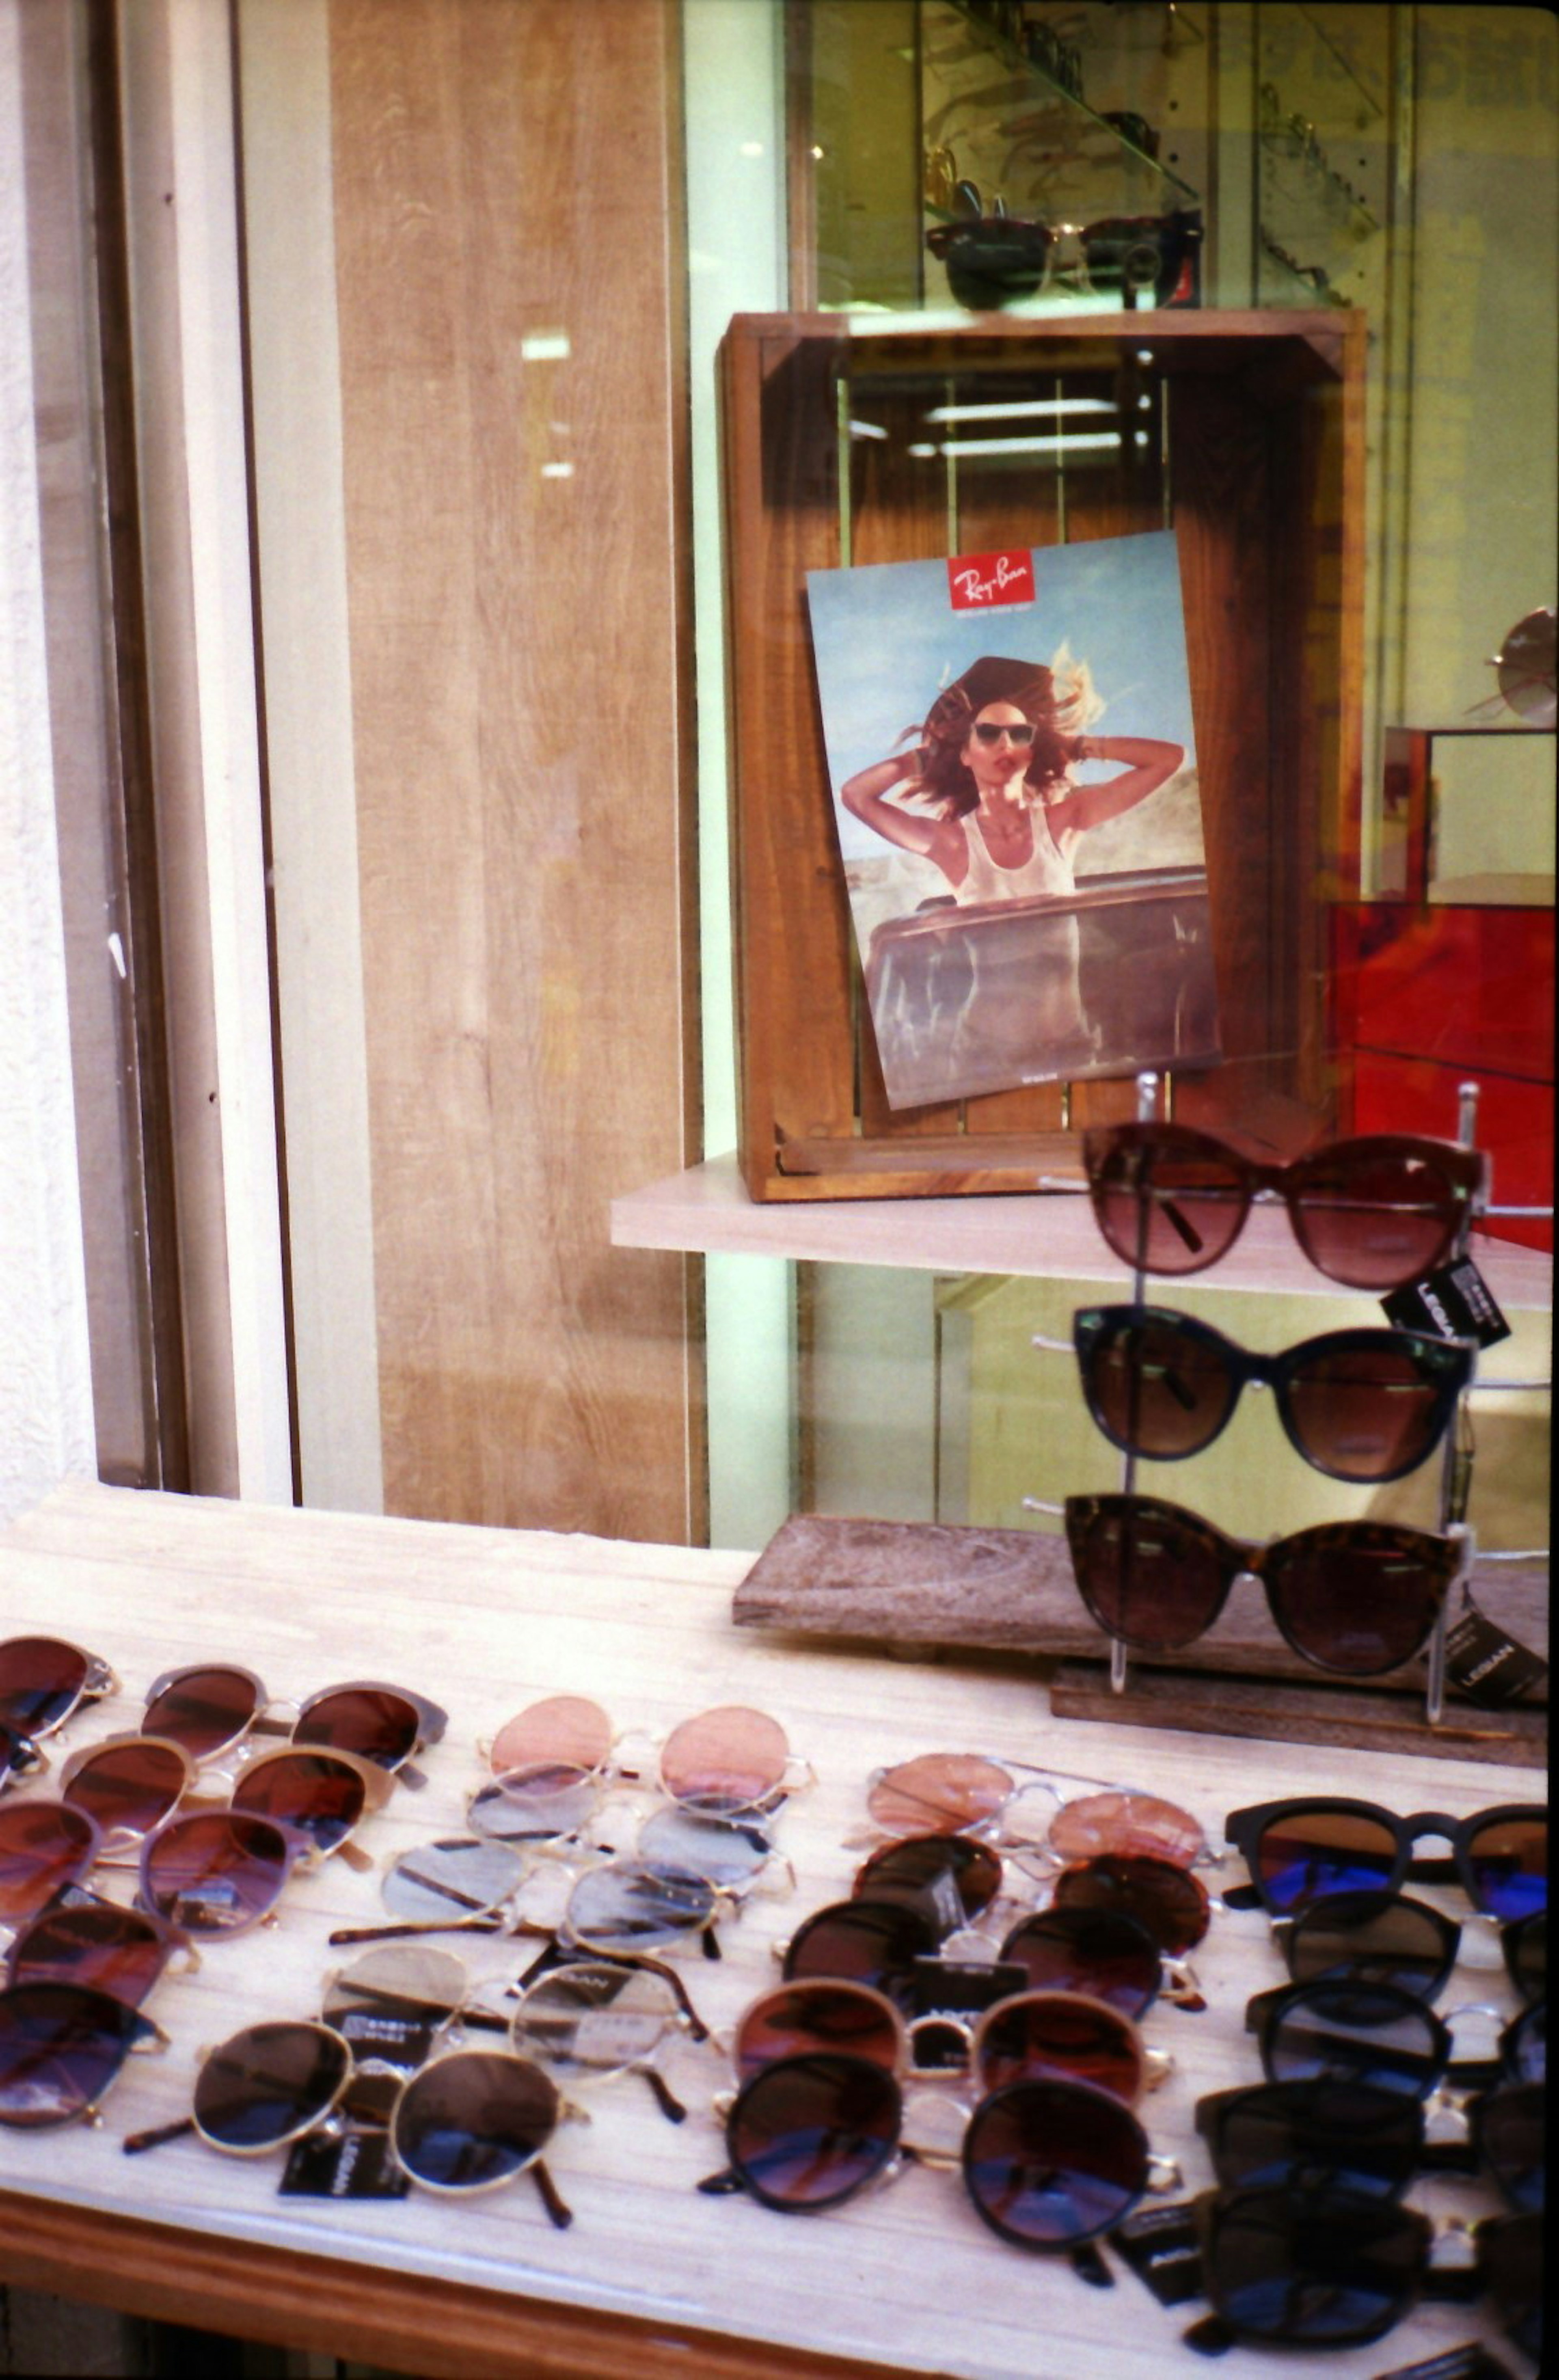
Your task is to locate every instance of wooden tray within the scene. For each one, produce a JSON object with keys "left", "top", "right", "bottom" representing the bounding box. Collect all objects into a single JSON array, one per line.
[{"left": 718, "top": 309, "right": 1365, "bottom": 1201}]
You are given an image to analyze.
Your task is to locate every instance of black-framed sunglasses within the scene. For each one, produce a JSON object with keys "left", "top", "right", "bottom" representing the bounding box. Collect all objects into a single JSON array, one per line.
[
  {"left": 1071, "top": 1307, "right": 1473, "bottom": 1483},
  {"left": 1062, "top": 1495, "right": 1467, "bottom": 1676},
  {"left": 1081, "top": 1122, "right": 1488, "bottom": 1290},
  {"left": 970, "top": 720, "right": 1036, "bottom": 747},
  {"left": 1222, "top": 1797, "right": 1547, "bottom": 1924},
  {"left": 1197, "top": 2071, "right": 1543, "bottom": 2212}
]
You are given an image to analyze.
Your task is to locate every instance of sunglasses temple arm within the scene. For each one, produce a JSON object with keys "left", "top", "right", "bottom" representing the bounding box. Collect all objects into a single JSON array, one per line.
[
  {"left": 529, "top": 2158, "right": 574, "bottom": 2231},
  {"left": 641, "top": 2067, "right": 688, "bottom": 2124},
  {"left": 122, "top": 2115, "right": 196, "bottom": 2155},
  {"left": 327, "top": 1918, "right": 507, "bottom": 1947},
  {"left": 695, "top": 2164, "right": 747, "bottom": 2196}
]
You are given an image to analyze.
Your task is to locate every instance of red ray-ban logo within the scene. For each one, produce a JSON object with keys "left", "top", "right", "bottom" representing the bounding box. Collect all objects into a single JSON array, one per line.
[{"left": 947, "top": 549, "right": 1035, "bottom": 610}]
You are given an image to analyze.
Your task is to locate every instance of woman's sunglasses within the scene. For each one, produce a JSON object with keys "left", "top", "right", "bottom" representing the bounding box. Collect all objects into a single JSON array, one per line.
[
  {"left": 861, "top": 1751, "right": 1209, "bottom": 1870},
  {"left": 1189, "top": 2190, "right": 1540, "bottom": 2360},
  {"left": 121, "top": 2016, "right": 577, "bottom": 2224},
  {"left": 0, "top": 1979, "right": 169, "bottom": 2130},
  {"left": 1071, "top": 1307, "right": 1473, "bottom": 1483},
  {"left": 702, "top": 2050, "right": 1172, "bottom": 2257},
  {"left": 138, "top": 1663, "right": 447, "bottom": 1784},
  {"left": 1062, "top": 1496, "right": 1466, "bottom": 1677},
  {"left": 1081, "top": 1122, "right": 1488, "bottom": 1291},
  {"left": 1222, "top": 1797, "right": 1548, "bottom": 1922},
  {"left": 483, "top": 1698, "right": 808, "bottom": 1819},
  {"left": 136, "top": 1807, "right": 322, "bottom": 1939},
  {"left": 970, "top": 720, "right": 1036, "bottom": 747}
]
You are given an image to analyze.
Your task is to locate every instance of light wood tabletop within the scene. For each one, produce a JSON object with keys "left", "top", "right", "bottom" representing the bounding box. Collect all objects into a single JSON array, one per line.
[{"left": 0, "top": 1480, "right": 1544, "bottom": 2380}]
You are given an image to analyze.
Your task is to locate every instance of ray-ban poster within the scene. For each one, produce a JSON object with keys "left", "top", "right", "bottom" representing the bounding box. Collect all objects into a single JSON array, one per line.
[{"left": 806, "top": 530, "right": 1220, "bottom": 1111}]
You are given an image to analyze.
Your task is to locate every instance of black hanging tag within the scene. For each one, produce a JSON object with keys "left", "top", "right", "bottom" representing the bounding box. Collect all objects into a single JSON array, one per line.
[
  {"left": 1442, "top": 1597, "right": 1548, "bottom": 1706},
  {"left": 279, "top": 2128, "right": 410, "bottom": 2200},
  {"left": 1381, "top": 1258, "right": 1510, "bottom": 1349},
  {"left": 1110, "top": 2200, "right": 1205, "bottom": 2305}
]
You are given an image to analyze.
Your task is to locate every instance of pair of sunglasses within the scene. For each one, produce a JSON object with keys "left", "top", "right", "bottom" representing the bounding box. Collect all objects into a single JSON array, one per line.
[
  {"left": 1063, "top": 1495, "right": 1466, "bottom": 1677},
  {"left": 56, "top": 1736, "right": 393, "bottom": 1868},
  {"left": 861, "top": 1751, "right": 1210, "bottom": 1869},
  {"left": 1251, "top": 1976, "right": 1543, "bottom": 2101},
  {"left": 466, "top": 1769, "right": 786, "bottom": 1894},
  {"left": 1081, "top": 1123, "right": 1487, "bottom": 1290},
  {"left": 1189, "top": 2190, "right": 1540, "bottom": 2359},
  {"left": 970, "top": 720, "right": 1036, "bottom": 747},
  {"left": 138, "top": 1664, "right": 446, "bottom": 1785},
  {"left": 702, "top": 2052, "right": 1174, "bottom": 2257},
  {"left": 4, "top": 1891, "right": 199, "bottom": 2006},
  {"left": 0, "top": 1979, "right": 168, "bottom": 2130},
  {"left": 1223, "top": 1797, "right": 1548, "bottom": 1923},
  {"left": 732, "top": 1978, "right": 1169, "bottom": 2108},
  {"left": 1070, "top": 1307, "right": 1473, "bottom": 1483},
  {"left": 1196, "top": 2074, "right": 1545, "bottom": 2211},
  {"left": 484, "top": 1697, "right": 808, "bottom": 1819},
  {"left": 123, "top": 2017, "right": 577, "bottom": 2223},
  {"left": 0, "top": 1636, "right": 118, "bottom": 1783}
]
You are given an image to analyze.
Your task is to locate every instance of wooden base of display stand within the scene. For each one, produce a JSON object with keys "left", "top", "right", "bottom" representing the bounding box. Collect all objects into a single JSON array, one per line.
[{"left": 1049, "top": 1659, "right": 1546, "bottom": 1770}]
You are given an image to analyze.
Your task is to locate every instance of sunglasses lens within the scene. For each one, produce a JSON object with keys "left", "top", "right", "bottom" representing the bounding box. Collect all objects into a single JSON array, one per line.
[
  {"left": 1505, "top": 1909, "right": 1546, "bottom": 2004},
  {"left": 1251, "top": 1809, "right": 1399, "bottom": 1913},
  {"left": 565, "top": 1861, "right": 716, "bottom": 1953},
  {"left": 975, "top": 1993, "right": 1143, "bottom": 2101},
  {"left": 382, "top": 1836, "right": 525, "bottom": 1925},
  {"left": 393, "top": 2051, "right": 559, "bottom": 2191},
  {"left": 1201, "top": 2078, "right": 1422, "bottom": 2198},
  {"left": 853, "top": 1834, "right": 1004, "bottom": 1925},
  {"left": 1266, "top": 1532, "right": 1448, "bottom": 1673},
  {"left": 1502, "top": 2003, "right": 1544, "bottom": 2087},
  {"left": 1479, "top": 2212, "right": 1544, "bottom": 2364},
  {"left": 865, "top": 1753, "right": 1013, "bottom": 1838},
  {"left": 782, "top": 1900, "right": 940, "bottom": 2010},
  {"left": 1045, "top": 1789, "right": 1207, "bottom": 1869},
  {"left": 1287, "top": 1144, "right": 1462, "bottom": 1291},
  {"left": 469, "top": 1763, "right": 598, "bottom": 1847},
  {"left": 6, "top": 1901, "right": 177, "bottom": 2007},
  {"left": 231, "top": 1752, "right": 367, "bottom": 1853},
  {"left": 658, "top": 1706, "right": 789, "bottom": 1815},
  {"left": 1478, "top": 2082, "right": 1546, "bottom": 2213},
  {"left": 998, "top": 1909, "right": 1161, "bottom": 2018},
  {"left": 490, "top": 1695, "right": 613, "bottom": 1777},
  {"left": 324, "top": 1944, "right": 470, "bottom": 2026},
  {"left": 62, "top": 1741, "right": 188, "bottom": 1840},
  {"left": 1265, "top": 1981, "right": 1442, "bottom": 2098},
  {"left": 1283, "top": 1342, "right": 1449, "bottom": 1482},
  {"left": 734, "top": 1983, "right": 900, "bottom": 2082},
  {"left": 1052, "top": 1854, "right": 1209, "bottom": 1954},
  {"left": 1080, "top": 1314, "right": 1235, "bottom": 1460},
  {"left": 963, "top": 2078, "right": 1147, "bottom": 2247},
  {"left": 727, "top": 2052, "right": 899, "bottom": 2212},
  {"left": 510, "top": 1963, "right": 678, "bottom": 2079},
  {"left": 293, "top": 1686, "right": 420, "bottom": 1771},
  {"left": 1203, "top": 2188, "right": 1427, "bottom": 2345},
  {"left": 1465, "top": 1812, "right": 1547, "bottom": 1921},
  {"left": 194, "top": 2021, "right": 351, "bottom": 2151},
  {"left": 143, "top": 1666, "right": 261, "bottom": 1759},
  {"left": 635, "top": 1805, "right": 775, "bottom": 1887},
  {"left": 0, "top": 1801, "right": 97, "bottom": 1921},
  {"left": 0, "top": 1638, "right": 89, "bottom": 1734},
  {"left": 1286, "top": 1891, "right": 1455, "bottom": 2000},
  {"left": 140, "top": 1811, "right": 293, "bottom": 1936},
  {"left": 0, "top": 1982, "right": 151, "bottom": 2129},
  {"left": 1067, "top": 1500, "right": 1227, "bottom": 1651},
  {"left": 1085, "top": 1130, "right": 1248, "bottom": 1277}
]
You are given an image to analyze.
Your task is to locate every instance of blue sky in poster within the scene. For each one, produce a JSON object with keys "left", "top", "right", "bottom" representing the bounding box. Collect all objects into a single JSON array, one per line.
[{"left": 806, "top": 530, "right": 1197, "bottom": 862}]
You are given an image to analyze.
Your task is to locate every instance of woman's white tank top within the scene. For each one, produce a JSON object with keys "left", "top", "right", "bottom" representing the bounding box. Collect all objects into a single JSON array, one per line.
[{"left": 954, "top": 805, "right": 1075, "bottom": 905}]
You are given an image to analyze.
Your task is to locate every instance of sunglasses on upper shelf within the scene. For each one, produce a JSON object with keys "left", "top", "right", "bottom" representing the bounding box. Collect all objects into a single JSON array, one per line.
[
  {"left": 1071, "top": 1307, "right": 1473, "bottom": 1482},
  {"left": 1081, "top": 1123, "right": 1488, "bottom": 1289}
]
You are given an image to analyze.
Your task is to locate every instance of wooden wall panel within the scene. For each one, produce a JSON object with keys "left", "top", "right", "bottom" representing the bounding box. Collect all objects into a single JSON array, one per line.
[{"left": 328, "top": 0, "right": 700, "bottom": 1540}]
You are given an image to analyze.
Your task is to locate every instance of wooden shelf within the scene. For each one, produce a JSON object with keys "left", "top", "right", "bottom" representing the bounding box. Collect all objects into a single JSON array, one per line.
[{"left": 611, "top": 1154, "right": 1555, "bottom": 1310}]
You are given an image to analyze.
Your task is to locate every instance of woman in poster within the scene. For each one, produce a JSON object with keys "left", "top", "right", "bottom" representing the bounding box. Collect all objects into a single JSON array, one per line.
[
  {"left": 841, "top": 652, "right": 1184, "bottom": 1091},
  {"left": 839, "top": 652, "right": 1183, "bottom": 903}
]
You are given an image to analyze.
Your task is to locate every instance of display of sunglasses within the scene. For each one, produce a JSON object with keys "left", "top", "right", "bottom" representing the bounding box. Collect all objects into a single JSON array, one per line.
[
  {"left": 138, "top": 1663, "right": 446, "bottom": 1784},
  {"left": 135, "top": 1807, "right": 320, "bottom": 1939},
  {"left": 0, "top": 1979, "right": 168, "bottom": 2130},
  {"left": 1190, "top": 2189, "right": 1541, "bottom": 2361},
  {"left": 1081, "top": 1123, "right": 1488, "bottom": 1290},
  {"left": 484, "top": 1698, "right": 808, "bottom": 1819},
  {"left": 970, "top": 720, "right": 1036, "bottom": 747},
  {"left": 998, "top": 1907, "right": 1205, "bottom": 2017},
  {"left": 704, "top": 2050, "right": 1169, "bottom": 2255},
  {"left": 1071, "top": 1307, "right": 1473, "bottom": 1483},
  {"left": 1223, "top": 1798, "right": 1548, "bottom": 1922},
  {"left": 862, "top": 1752, "right": 1208, "bottom": 1869},
  {"left": 0, "top": 1798, "right": 101, "bottom": 1922},
  {"left": 0, "top": 1636, "right": 118, "bottom": 1740},
  {"left": 3, "top": 1892, "right": 199, "bottom": 2006},
  {"left": 1062, "top": 1496, "right": 1466, "bottom": 1677}
]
